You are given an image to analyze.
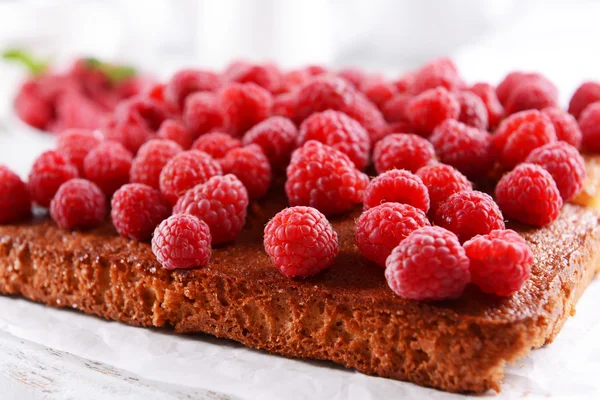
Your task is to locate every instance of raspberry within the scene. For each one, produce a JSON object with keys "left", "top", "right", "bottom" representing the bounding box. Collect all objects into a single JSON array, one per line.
[
  {"left": 496, "top": 71, "right": 526, "bottom": 105},
  {"left": 242, "top": 116, "right": 297, "bottom": 168},
  {"left": 456, "top": 91, "right": 488, "bottom": 130},
  {"left": 219, "top": 145, "right": 272, "bottom": 200},
  {"left": 156, "top": 119, "right": 194, "bottom": 149},
  {"left": 51, "top": 90, "right": 107, "bottom": 132},
  {"left": 525, "top": 141, "right": 586, "bottom": 202},
  {"left": 164, "top": 69, "right": 222, "bottom": 111},
  {"left": 392, "top": 72, "right": 415, "bottom": 94},
  {"left": 434, "top": 191, "right": 505, "bottom": 243},
  {"left": 337, "top": 67, "right": 368, "bottom": 89},
  {"left": 50, "top": 179, "right": 107, "bottom": 230},
  {"left": 83, "top": 141, "right": 133, "bottom": 196},
  {"left": 373, "top": 133, "right": 435, "bottom": 174},
  {"left": 495, "top": 163, "right": 563, "bottom": 226},
  {"left": 355, "top": 203, "right": 430, "bottom": 267},
  {"left": 381, "top": 93, "right": 412, "bottom": 123},
  {"left": 361, "top": 77, "right": 397, "bottom": 107},
  {"left": 430, "top": 119, "right": 494, "bottom": 179},
  {"left": 497, "top": 72, "right": 558, "bottom": 106},
  {"left": 492, "top": 110, "right": 557, "bottom": 170},
  {"left": 406, "top": 87, "right": 460, "bottom": 135},
  {"left": 14, "top": 80, "right": 54, "bottom": 130},
  {"left": 464, "top": 229, "right": 533, "bottom": 296},
  {"left": 56, "top": 129, "right": 104, "bottom": 174},
  {"left": 173, "top": 174, "right": 249, "bottom": 245},
  {"left": 293, "top": 76, "right": 386, "bottom": 143},
  {"left": 416, "top": 163, "right": 472, "bottom": 214},
  {"left": 541, "top": 107, "right": 582, "bottom": 149},
  {"left": 152, "top": 214, "right": 212, "bottom": 270},
  {"left": 0, "top": 166, "right": 31, "bottom": 224},
  {"left": 28, "top": 151, "right": 79, "bottom": 208},
  {"left": 577, "top": 101, "right": 600, "bottom": 152},
  {"left": 384, "top": 120, "right": 413, "bottom": 136},
  {"left": 264, "top": 206, "right": 338, "bottom": 278},
  {"left": 385, "top": 226, "right": 470, "bottom": 300},
  {"left": 468, "top": 82, "right": 504, "bottom": 129},
  {"left": 191, "top": 132, "right": 241, "bottom": 159},
  {"left": 504, "top": 81, "right": 558, "bottom": 115},
  {"left": 285, "top": 141, "right": 368, "bottom": 215},
  {"left": 272, "top": 92, "right": 296, "bottom": 119},
  {"left": 569, "top": 81, "right": 600, "bottom": 119},
  {"left": 130, "top": 139, "right": 183, "bottom": 189},
  {"left": 226, "top": 62, "right": 282, "bottom": 93},
  {"left": 111, "top": 183, "right": 171, "bottom": 241},
  {"left": 411, "top": 57, "right": 465, "bottom": 94},
  {"left": 159, "top": 150, "right": 223, "bottom": 204},
  {"left": 363, "top": 169, "right": 430, "bottom": 213},
  {"left": 183, "top": 92, "right": 225, "bottom": 138},
  {"left": 297, "top": 110, "right": 370, "bottom": 170},
  {"left": 219, "top": 82, "right": 273, "bottom": 136}
]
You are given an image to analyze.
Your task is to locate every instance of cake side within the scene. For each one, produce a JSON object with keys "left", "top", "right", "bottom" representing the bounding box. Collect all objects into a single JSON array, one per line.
[{"left": 0, "top": 203, "right": 598, "bottom": 393}]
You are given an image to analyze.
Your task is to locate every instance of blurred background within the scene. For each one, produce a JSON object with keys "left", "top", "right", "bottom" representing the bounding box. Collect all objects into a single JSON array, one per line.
[{"left": 1, "top": 0, "right": 599, "bottom": 173}]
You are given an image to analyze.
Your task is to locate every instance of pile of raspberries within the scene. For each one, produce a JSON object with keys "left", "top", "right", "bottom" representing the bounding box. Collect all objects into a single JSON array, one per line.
[{"left": 1, "top": 57, "right": 598, "bottom": 301}]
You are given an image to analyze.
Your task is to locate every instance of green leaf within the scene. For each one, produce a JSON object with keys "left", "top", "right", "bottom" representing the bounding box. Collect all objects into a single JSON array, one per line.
[{"left": 2, "top": 48, "right": 49, "bottom": 76}]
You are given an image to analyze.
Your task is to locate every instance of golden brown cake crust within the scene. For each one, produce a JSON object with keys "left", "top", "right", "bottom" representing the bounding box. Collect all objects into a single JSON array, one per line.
[{"left": 0, "top": 195, "right": 599, "bottom": 394}]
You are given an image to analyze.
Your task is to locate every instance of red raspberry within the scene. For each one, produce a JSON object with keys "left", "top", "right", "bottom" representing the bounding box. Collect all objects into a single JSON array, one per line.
[
  {"left": 56, "top": 129, "right": 104, "bottom": 174},
  {"left": 392, "top": 72, "right": 415, "bottom": 94},
  {"left": 456, "top": 91, "right": 488, "bottom": 130},
  {"left": 83, "top": 141, "right": 133, "bottom": 197},
  {"left": 384, "top": 120, "right": 413, "bottom": 136},
  {"left": 219, "top": 82, "right": 273, "bottom": 136},
  {"left": 50, "top": 90, "right": 107, "bottom": 132},
  {"left": 28, "top": 151, "right": 79, "bottom": 208},
  {"left": 504, "top": 81, "right": 558, "bottom": 115},
  {"left": 541, "top": 107, "right": 582, "bottom": 149},
  {"left": 569, "top": 81, "right": 600, "bottom": 119},
  {"left": 496, "top": 71, "right": 526, "bottom": 105},
  {"left": 50, "top": 179, "right": 107, "bottom": 230},
  {"left": 183, "top": 92, "right": 225, "bottom": 138},
  {"left": 164, "top": 69, "right": 223, "bottom": 111},
  {"left": 0, "top": 166, "right": 31, "bottom": 224},
  {"left": 111, "top": 183, "right": 171, "bottom": 241},
  {"left": 363, "top": 169, "right": 430, "bottom": 213},
  {"left": 525, "top": 141, "right": 586, "bottom": 202},
  {"left": 416, "top": 163, "right": 472, "bottom": 214},
  {"left": 173, "top": 174, "right": 249, "bottom": 245},
  {"left": 264, "top": 206, "right": 338, "bottom": 278},
  {"left": 130, "top": 139, "right": 183, "bottom": 189},
  {"left": 156, "top": 119, "right": 194, "bottom": 149},
  {"left": 430, "top": 119, "right": 494, "bottom": 179},
  {"left": 361, "top": 77, "right": 397, "bottom": 107},
  {"left": 355, "top": 203, "right": 430, "bottom": 267},
  {"left": 497, "top": 72, "right": 558, "bottom": 106},
  {"left": 152, "top": 214, "right": 212, "bottom": 270},
  {"left": 468, "top": 82, "right": 504, "bottom": 129},
  {"left": 411, "top": 57, "right": 465, "bottom": 94},
  {"left": 293, "top": 76, "right": 386, "bottom": 143},
  {"left": 373, "top": 133, "right": 435, "bottom": 174},
  {"left": 285, "top": 141, "right": 368, "bottom": 215},
  {"left": 492, "top": 110, "right": 557, "bottom": 169},
  {"left": 219, "top": 144, "right": 272, "bottom": 200},
  {"left": 14, "top": 80, "right": 54, "bottom": 130},
  {"left": 577, "top": 101, "right": 600, "bottom": 152},
  {"left": 159, "top": 150, "right": 223, "bottom": 204},
  {"left": 464, "top": 229, "right": 533, "bottom": 296},
  {"left": 297, "top": 110, "right": 370, "bottom": 170},
  {"left": 242, "top": 116, "right": 297, "bottom": 168},
  {"left": 495, "top": 163, "right": 563, "bottom": 226},
  {"left": 226, "top": 62, "right": 283, "bottom": 93},
  {"left": 337, "top": 67, "right": 368, "bottom": 89},
  {"left": 191, "top": 132, "right": 241, "bottom": 159},
  {"left": 272, "top": 92, "right": 296, "bottom": 119},
  {"left": 406, "top": 87, "right": 460, "bottom": 135},
  {"left": 385, "top": 226, "right": 470, "bottom": 300},
  {"left": 434, "top": 191, "right": 505, "bottom": 243},
  {"left": 381, "top": 93, "right": 412, "bottom": 123}
]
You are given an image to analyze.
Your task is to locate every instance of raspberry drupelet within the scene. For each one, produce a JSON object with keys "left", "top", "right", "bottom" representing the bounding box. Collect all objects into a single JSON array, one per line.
[
  {"left": 385, "top": 226, "right": 471, "bottom": 301},
  {"left": 0, "top": 166, "right": 31, "bottom": 224},
  {"left": 152, "top": 214, "right": 212, "bottom": 270},
  {"left": 363, "top": 169, "right": 430, "bottom": 213},
  {"left": 285, "top": 141, "right": 369, "bottom": 216},
  {"left": 50, "top": 179, "right": 107, "bottom": 230},
  {"left": 355, "top": 203, "right": 430, "bottom": 267},
  {"left": 173, "top": 174, "right": 249, "bottom": 245},
  {"left": 373, "top": 133, "right": 436, "bottom": 174},
  {"left": 219, "top": 144, "right": 272, "bottom": 201},
  {"left": 264, "top": 206, "right": 338, "bottom": 278},
  {"left": 28, "top": 150, "right": 79, "bottom": 208}
]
